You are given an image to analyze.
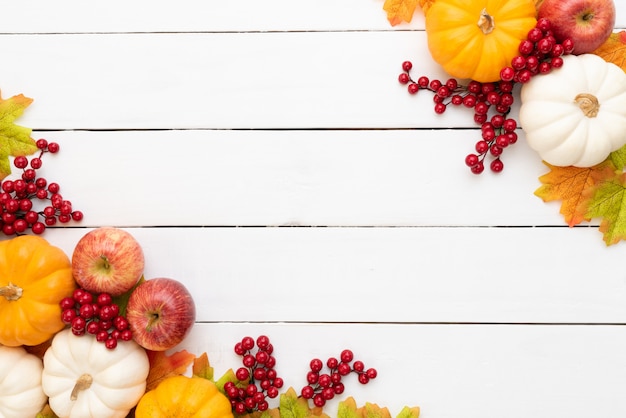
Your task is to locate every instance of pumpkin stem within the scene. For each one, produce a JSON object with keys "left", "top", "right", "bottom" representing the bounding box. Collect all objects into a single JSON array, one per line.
[
  {"left": 575, "top": 93, "right": 600, "bottom": 118},
  {"left": 70, "top": 373, "right": 93, "bottom": 401},
  {"left": 0, "top": 282, "right": 23, "bottom": 301},
  {"left": 477, "top": 8, "right": 495, "bottom": 34}
]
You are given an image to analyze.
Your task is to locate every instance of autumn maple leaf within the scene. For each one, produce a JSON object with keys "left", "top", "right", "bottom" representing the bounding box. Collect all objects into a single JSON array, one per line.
[
  {"left": 0, "top": 91, "right": 38, "bottom": 179},
  {"left": 145, "top": 349, "right": 196, "bottom": 391},
  {"left": 534, "top": 162, "right": 609, "bottom": 226},
  {"left": 592, "top": 31, "right": 626, "bottom": 72},
  {"left": 585, "top": 171, "right": 626, "bottom": 246},
  {"left": 383, "top": 0, "right": 428, "bottom": 26}
]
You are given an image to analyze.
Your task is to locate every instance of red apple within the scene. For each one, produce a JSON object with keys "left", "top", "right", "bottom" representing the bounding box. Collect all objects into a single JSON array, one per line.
[
  {"left": 71, "top": 227, "right": 145, "bottom": 296},
  {"left": 538, "top": 0, "right": 615, "bottom": 54},
  {"left": 125, "top": 278, "right": 196, "bottom": 351}
]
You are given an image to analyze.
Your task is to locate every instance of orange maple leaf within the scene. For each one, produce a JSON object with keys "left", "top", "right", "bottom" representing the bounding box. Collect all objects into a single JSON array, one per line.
[
  {"left": 592, "top": 31, "right": 626, "bottom": 72},
  {"left": 383, "top": 0, "right": 420, "bottom": 26},
  {"left": 534, "top": 162, "right": 610, "bottom": 226},
  {"left": 145, "top": 349, "right": 196, "bottom": 391}
]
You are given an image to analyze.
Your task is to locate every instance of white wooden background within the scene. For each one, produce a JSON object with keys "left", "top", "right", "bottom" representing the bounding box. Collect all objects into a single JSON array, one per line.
[{"left": 2, "top": 1, "right": 626, "bottom": 417}]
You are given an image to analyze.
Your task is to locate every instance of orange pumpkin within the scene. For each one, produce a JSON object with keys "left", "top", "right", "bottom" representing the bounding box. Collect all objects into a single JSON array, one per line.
[
  {"left": 135, "top": 375, "right": 233, "bottom": 418},
  {"left": 0, "top": 235, "right": 75, "bottom": 346},
  {"left": 425, "top": 0, "right": 537, "bottom": 82}
]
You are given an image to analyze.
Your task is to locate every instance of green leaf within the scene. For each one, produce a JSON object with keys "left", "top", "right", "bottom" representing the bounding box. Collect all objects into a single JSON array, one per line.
[
  {"left": 279, "top": 387, "right": 311, "bottom": 418},
  {"left": 112, "top": 275, "right": 145, "bottom": 316},
  {"left": 608, "top": 144, "right": 626, "bottom": 171},
  {"left": 585, "top": 172, "right": 626, "bottom": 245},
  {"left": 0, "top": 91, "right": 37, "bottom": 179},
  {"left": 395, "top": 406, "right": 420, "bottom": 418},
  {"left": 337, "top": 397, "right": 359, "bottom": 418}
]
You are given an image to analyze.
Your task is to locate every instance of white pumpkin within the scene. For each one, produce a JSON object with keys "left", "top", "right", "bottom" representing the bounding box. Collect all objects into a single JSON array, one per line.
[
  {"left": 0, "top": 345, "right": 47, "bottom": 418},
  {"left": 42, "top": 329, "right": 150, "bottom": 418},
  {"left": 519, "top": 53, "right": 626, "bottom": 167}
]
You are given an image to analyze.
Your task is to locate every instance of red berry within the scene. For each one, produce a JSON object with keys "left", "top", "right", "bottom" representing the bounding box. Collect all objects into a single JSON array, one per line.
[
  {"left": 398, "top": 73, "right": 410, "bottom": 84},
  {"left": 236, "top": 367, "right": 250, "bottom": 381},
  {"left": 417, "top": 76, "right": 429, "bottom": 88},
  {"left": 366, "top": 368, "right": 378, "bottom": 379},
  {"left": 536, "top": 18, "right": 551, "bottom": 33},
  {"left": 120, "top": 329, "right": 133, "bottom": 341},
  {"left": 337, "top": 362, "right": 351, "bottom": 376},
  {"left": 334, "top": 382, "right": 345, "bottom": 394},
  {"left": 47, "top": 142, "right": 60, "bottom": 153},
  {"left": 105, "top": 337, "right": 118, "bottom": 350},
  {"left": 61, "top": 308, "right": 77, "bottom": 324},
  {"left": 490, "top": 159, "right": 504, "bottom": 173},
  {"left": 313, "top": 394, "right": 326, "bottom": 407},
  {"left": 470, "top": 161, "right": 485, "bottom": 174},
  {"left": 241, "top": 336, "right": 255, "bottom": 351},
  {"left": 31, "top": 222, "right": 45, "bottom": 234},
  {"left": 402, "top": 61, "right": 412, "bottom": 72},
  {"left": 30, "top": 158, "right": 42, "bottom": 169},
  {"left": 500, "top": 66, "right": 515, "bottom": 81},
  {"left": 318, "top": 374, "right": 332, "bottom": 388},
  {"left": 518, "top": 40, "right": 534, "bottom": 55},
  {"left": 301, "top": 386, "right": 315, "bottom": 399},
  {"left": 358, "top": 373, "right": 370, "bottom": 384},
  {"left": 97, "top": 293, "right": 113, "bottom": 306},
  {"left": 407, "top": 83, "right": 419, "bottom": 94},
  {"left": 256, "top": 335, "right": 270, "bottom": 349},
  {"left": 307, "top": 371, "right": 319, "bottom": 384},
  {"left": 465, "top": 154, "right": 479, "bottom": 168},
  {"left": 36, "top": 139, "right": 48, "bottom": 149},
  {"left": 310, "top": 358, "right": 323, "bottom": 372},
  {"left": 86, "top": 321, "right": 100, "bottom": 335},
  {"left": 527, "top": 27, "right": 543, "bottom": 42}
]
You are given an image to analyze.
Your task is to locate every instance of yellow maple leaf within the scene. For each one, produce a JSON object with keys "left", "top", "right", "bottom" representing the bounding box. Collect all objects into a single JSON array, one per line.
[
  {"left": 534, "top": 162, "right": 611, "bottom": 226},
  {"left": 0, "top": 91, "right": 37, "bottom": 179},
  {"left": 383, "top": 0, "right": 420, "bottom": 26},
  {"left": 592, "top": 31, "right": 626, "bottom": 71}
]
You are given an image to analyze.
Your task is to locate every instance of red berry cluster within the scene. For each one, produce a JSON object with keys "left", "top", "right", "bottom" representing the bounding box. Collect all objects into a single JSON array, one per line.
[
  {"left": 224, "top": 335, "right": 284, "bottom": 414},
  {"left": 0, "top": 139, "right": 82, "bottom": 235},
  {"left": 59, "top": 288, "right": 132, "bottom": 350},
  {"left": 397, "top": 17, "right": 574, "bottom": 174},
  {"left": 301, "top": 349, "right": 377, "bottom": 407}
]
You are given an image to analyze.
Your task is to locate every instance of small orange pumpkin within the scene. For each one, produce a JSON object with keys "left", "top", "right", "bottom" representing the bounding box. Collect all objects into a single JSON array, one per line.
[
  {"left": 425, "top": 0, "right": 537, "bottom": 82},
  {"left": 0, "top": 235, "right": 75, "bottom": 346},
  {"left": 135, "top": 375, "right": 234, "bottom": 418}
]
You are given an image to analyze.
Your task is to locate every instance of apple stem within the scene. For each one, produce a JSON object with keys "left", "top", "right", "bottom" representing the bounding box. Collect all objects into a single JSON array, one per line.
[
  {"left": 146, "top": 312, "right": 160, "bottom": 331},
  {"left": 70, "top": 373, "right": 93, "bottom": 401},
  {"left": 575, "top": 93, "right": 600, "bottom": 118},
  {"left": 0, "top": 282, "right": 23, "bottom": 301},
  {"left": 477, "top": 8, "right": 495, "bottom": 35},
  {"left": 99, "top": 254, "right": 111, "bottom": 270}
]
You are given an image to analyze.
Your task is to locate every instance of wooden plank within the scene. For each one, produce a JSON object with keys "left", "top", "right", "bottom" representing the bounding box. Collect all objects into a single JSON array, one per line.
[
  {"left": 1, "top": 32, "right": 485, "bottom": 130},
  {"left": 41, "top": 227, "right": 626, "bottom": 324},
  {"left": 1, "top": 0, "right": 425, "bottom": 33},
  {"left": 177, "top": 322, "right": 626, "bottom": 418},
  {"left": 3, "top": 1, "right": 626, "bottom": 32},
  {"left": 32, "top": 129, "right": 569, "bottom": 227}
]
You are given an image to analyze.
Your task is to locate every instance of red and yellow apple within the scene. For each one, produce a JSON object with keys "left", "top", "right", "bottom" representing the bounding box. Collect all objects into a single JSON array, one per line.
[
  {"left": 71, "top": 227, "right": 145, "bottom": 296},
  {"left": 125, "top": 277, "right": 196, "bottom": 351},
  {"left": 538, "top": 0, "right": 615, "bottom": 54}
]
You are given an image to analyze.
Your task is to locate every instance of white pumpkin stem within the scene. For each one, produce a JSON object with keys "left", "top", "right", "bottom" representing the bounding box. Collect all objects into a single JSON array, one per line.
[
  {"left": 575, "top": 93, "right": 600, "bottom": 118},
  {"left": 70, "top": 374, "right": 93, "bottom": 401},
  {"left": 0, "top": 282, "right": 23, "bottom": 301},
  {"left": 477, "top": 9, "right": 495, "bottom": 34}
]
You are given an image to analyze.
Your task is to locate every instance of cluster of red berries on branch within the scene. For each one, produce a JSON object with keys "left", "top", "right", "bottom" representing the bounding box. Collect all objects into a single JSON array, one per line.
[
  {"left": 398, "top": 17, "right": 574, "bottom": 174},
  {"left": 301, "top": 349, "right": 377, "bottom": 407},
  {"left": 225, "top": 335, "right": 284, "bottom": 414},
  {"left": 60, "top": 288, "right": 132, "bottom": 350},
  {"left": 0, "top": 139, "right": 82, "bottom": 235}
]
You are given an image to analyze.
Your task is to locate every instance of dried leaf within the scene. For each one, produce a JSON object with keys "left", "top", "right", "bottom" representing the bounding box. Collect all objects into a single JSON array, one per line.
[
  {"left": 145, "top": 349, "right": 196, "bottom": 391},
  {"left": 534, "top": 162, "right": 607, "bottom": 226},
  {"left": 585, "top": 171, "right": 626, "bottom": 245},
  {"left": 0, "top": 91, "right": 37, "bottom": 179},
  {"left": 395, "top": 406, "right": 420, "bottom": 418},
  {"left": 592, "top": 31, "right": 626, "bottom": 71},
  {"left": 356, "top": 402, "right": 392, "bottom": 418},
  {"left": 383, "top": 0, "right": 420, "bottom": 26},
  {"left": 192, "top": 352, "right": 214, "bottom": 380}
]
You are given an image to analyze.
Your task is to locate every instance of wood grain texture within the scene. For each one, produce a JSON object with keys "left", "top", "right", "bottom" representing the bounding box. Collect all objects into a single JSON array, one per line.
[{"left": 2, "top": 1, "right": 625, "bottom": 416}]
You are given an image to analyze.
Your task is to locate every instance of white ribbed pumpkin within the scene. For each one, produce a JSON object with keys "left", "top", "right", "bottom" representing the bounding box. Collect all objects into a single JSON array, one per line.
[
  {"left": 0, "top": 345, "right": 47, "bottom": 418},
  {"left": 519, "top": 54, "right": 626, "bottom": 167},
  {"left": 42, "top": 329, "right": 150, "bottom": 418}
]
